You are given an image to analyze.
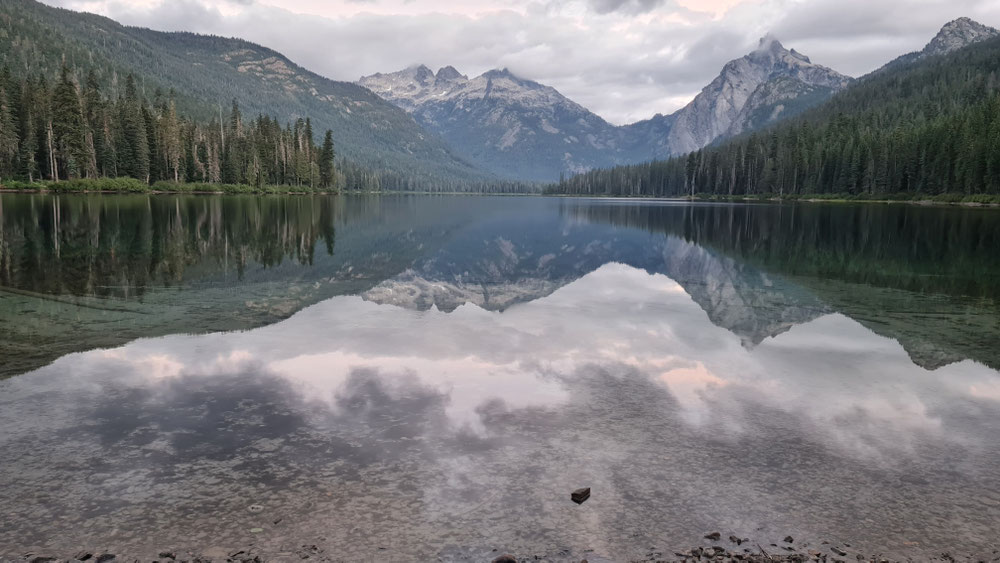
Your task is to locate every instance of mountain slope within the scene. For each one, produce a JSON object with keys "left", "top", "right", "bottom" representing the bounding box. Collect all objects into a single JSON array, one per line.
[
  {"left": 360, "top": 38, "right": 850, "bottom": 181},
  {"left": 0, "top": 0, "right": 486, "bottom": 185},
  {"left": 883, "top": 17, "right": 999, "bottom": 70},
  {"left": 627, "top": 36, "right": 852, "bottom": 157},
  {"left": 359, "top": 65, "right": 631, "bottom": 182},
  {"left": 550, "top": 22, "right": 1000, "bottom": 200}
]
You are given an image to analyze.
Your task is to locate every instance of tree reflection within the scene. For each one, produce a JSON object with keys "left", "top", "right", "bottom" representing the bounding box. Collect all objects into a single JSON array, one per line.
[{"left": 0, "top": 194, "right": 338, "bottom": 299}]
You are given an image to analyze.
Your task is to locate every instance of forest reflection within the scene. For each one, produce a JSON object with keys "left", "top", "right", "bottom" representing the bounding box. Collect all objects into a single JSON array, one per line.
[
  {"left": 565, "top": 201, "right": 1000, "bottom": 299},
  {"left": 0, "top": 194, "right": 338, "bottom": 299}
]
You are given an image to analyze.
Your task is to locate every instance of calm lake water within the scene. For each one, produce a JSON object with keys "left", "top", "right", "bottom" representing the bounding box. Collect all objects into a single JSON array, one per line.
[{"left": 1, "top": 194, "right": 999, "bottom": 561}]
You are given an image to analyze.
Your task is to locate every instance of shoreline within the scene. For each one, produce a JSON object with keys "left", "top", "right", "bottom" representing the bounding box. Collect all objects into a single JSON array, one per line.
[
  {"left": 11, "top": 537, "right": 960, "bottom": 563},
  {"left": 3, "top": 186, "right": 1000, "bottom": 208},
  {"left": 543, "top": 193, "right": 1000, "bottom": 208}
]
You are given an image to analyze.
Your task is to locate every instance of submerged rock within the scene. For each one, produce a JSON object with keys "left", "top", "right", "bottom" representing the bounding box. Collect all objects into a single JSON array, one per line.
[{"left": 571, "top": 487, "right": 590, "bottom": 504}]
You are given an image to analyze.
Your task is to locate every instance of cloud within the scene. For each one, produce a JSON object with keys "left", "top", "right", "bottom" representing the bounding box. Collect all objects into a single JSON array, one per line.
[
  {"left": 38, "top": 0, "right": 1000, "bottom": 124},
  {"left": 587, "top": 0, "right": 671, "bottom": 14}
]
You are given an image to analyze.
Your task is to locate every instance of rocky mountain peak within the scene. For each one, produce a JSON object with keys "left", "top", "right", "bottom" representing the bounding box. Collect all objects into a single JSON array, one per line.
[
  {"left": 482, "top": 67, "right": 518, "bottom": 81},
  {"left": 923, "top": 17, "right": 998, "bottom": 56},
  {"left": 659, "top": 38, "right": 851, "bottom": 156},
  {"left": 359, "top": 63, "right": 624, "bottom": 181},
  {"left": 411, "top": 64, "right": 435, "bottom": 85},
  {"left": 435, "top": 65, "right": 466, "bottom": 82},
  {"left": 756, "top": 33, "right": 784, "bottom": 52},
  {"left": 789, "top": 48, "right": 810, "bottom": 63}
]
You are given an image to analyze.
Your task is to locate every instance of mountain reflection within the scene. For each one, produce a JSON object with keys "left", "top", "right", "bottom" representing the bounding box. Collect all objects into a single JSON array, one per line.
[
  {"left": 2, "top": 263, "right": 998, "bottom": 560},
  {"left": 567, "top": 200, "right": 1000, "bottom": 299},
  {"left": 2, "top": 194, "right": 999, "bottom": 376}
]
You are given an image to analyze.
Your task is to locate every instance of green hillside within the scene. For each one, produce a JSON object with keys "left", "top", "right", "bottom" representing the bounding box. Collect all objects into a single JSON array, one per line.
[
  {"left": 0, "top": 0, "right": 488, "bottom": 187},
  {"left": 550, "top": 35, "right": 1000, "bottom": 200}
]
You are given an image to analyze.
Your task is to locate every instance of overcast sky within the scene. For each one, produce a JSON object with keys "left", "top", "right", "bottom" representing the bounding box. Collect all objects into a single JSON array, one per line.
[{"left": 40, "top": 0, "right": 1000, "bottom": 125}]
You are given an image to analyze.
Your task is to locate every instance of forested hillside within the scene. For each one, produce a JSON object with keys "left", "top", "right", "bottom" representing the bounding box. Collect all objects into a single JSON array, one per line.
[
  {"left": 0, "top": 0, "right": 494, "bottom": 190},
  {"left": 548, "top": 35, "right": 1000, "bottom": 200},
  {"left": 0, "top": 62, "right": 342, "bottom": 190}
]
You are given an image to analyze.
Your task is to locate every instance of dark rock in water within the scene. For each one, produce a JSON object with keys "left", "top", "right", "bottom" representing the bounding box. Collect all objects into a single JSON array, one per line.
[
  {"left": 729, "top": 535, "right": 743, "bottom": 545},
  {"left": 29, "top": 558, "right": 57, "bottom": 563},
  {"left": 158, "top": 552, "right": 176, "bottom": 560},
  {"left": 95, "top": 555, "right": 116, "bottom": 563},
  {"left": 492, "top": 555, "right": 517, "bottom": 563},
  {"left": 784, "top": 536, "right": 794, "bottom": 543},
  {"left": 832, "top": 546, "right": 848, "bottom": 556},
  {"left": 705, "top": 532, "right": 722, "bottom": 541},
  {"left": 571, "top": 487, "right": 590, "bottom": 504},
  {"left": 74, "top": 553, "right": 93, "bottom": 562}
]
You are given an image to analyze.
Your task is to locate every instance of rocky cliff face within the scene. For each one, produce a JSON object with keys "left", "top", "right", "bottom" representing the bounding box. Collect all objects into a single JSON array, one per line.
[
  {"left": 629, "top": 36, "right": 851, "bottom": 157},
  {"left": 359, "top": 65, "right": 631, "bottom": 182}
]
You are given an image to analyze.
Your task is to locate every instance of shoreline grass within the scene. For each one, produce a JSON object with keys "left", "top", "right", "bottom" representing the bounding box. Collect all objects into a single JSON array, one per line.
[
  {"left": 4, "top": 179, "right": 999, "bottom": 207},
  {"left": 692, "top": 191, "right": 1000, "bottom": 206},
  {"left": 0, "top": 178, "right": 339, "bottom": 195}
]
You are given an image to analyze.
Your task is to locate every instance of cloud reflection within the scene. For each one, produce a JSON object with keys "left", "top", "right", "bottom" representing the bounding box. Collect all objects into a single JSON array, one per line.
[
  {"left": 33, "top": 262, "right": 1000, "bottom": 460},
  {"left": 2, "top": 263, "right": 1000, "bottom": 559}
]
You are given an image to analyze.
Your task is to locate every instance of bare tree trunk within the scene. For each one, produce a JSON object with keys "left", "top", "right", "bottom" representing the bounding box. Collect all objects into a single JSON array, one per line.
[{"left": 47, "top": 121, "right": 58, "bottom": 182}]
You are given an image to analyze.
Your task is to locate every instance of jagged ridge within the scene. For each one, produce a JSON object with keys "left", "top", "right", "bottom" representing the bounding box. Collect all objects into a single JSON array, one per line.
[
  {"left": 359, "top": 65, "right": 635, "bottom": 182},
  {"left": 360, "top": 37, "right": 850, "bottom": 181}
]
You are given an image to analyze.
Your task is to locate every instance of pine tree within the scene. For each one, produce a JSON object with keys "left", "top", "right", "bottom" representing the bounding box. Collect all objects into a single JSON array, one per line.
[
  {"left": 17, "top": 80, "right": 38, "bottom": 182},
  {"left": 83, "top": 70, "right": 107, "bottom": 176},
  {"left": 319, "top": 129, "right": 335, "bottom": 189},
  {"left": 51, "top": 65, "right": 90, "bottom": 179},
  {"left": 0, "top": 87, "right": 18, "bottom": 178},
  {"left": 120, "top": 74, "right": 150, "bottom": 181}
]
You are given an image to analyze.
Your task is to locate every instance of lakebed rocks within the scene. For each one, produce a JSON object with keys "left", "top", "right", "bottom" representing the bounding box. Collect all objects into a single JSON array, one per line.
[{"left": 14, "top": 535, "right": 996, "bottom": 563}]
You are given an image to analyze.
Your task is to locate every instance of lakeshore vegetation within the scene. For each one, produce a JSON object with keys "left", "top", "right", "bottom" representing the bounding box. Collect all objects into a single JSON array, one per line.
[{"left": 0, "top": 65, "right": 340, "bottom": 192}]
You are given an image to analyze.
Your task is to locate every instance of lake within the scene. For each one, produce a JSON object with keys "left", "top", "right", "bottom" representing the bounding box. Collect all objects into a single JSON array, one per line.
[{"left": 1, "top": 194, "right": 999, "bottom": 561}]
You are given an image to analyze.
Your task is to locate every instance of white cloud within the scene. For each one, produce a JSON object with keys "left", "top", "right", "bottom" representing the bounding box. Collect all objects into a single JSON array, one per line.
[{"left": 40, "top": 0, "right": 1000, "bottom": 124}]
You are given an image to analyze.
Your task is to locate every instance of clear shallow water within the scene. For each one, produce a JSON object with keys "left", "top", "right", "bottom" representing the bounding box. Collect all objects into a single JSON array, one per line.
[{"left": 1, "top": 194, "right": 999, "bottom": 561}]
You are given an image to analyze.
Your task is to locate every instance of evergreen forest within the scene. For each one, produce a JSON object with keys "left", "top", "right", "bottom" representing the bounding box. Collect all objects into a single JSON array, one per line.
[{"left": 548, "top": 36, "right": 1000, "bottom": 202}]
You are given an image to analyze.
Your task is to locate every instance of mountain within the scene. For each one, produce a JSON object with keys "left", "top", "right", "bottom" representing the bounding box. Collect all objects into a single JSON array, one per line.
[
  {"left": 627, "top": 35, "right": 852, "bottom": 157},
  {"left": 0, "top": 0, "right": 486, "bottom": 186},
  {"left": 882, "top": 17, "right": 999, "bottom": 70},
  {"left": 358, "top": 65, "right": 631, "bottom": 182},
  {"left": 550, "top": 21, "right": 1000, "bottom": 201},
  {"left": 359, "top": 38, "right": 849, "bottom": 182},
  {"left": 923, "top": 17, "right": 999, "bottom": 56}
]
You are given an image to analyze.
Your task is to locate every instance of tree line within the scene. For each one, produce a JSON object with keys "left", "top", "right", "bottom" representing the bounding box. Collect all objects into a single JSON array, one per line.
[
  {"left": 548, "top": 37, "right": 1000, "bottom": 200},
  {"left": 0, "top": 65, "right": 338, "bottom": 189}
]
